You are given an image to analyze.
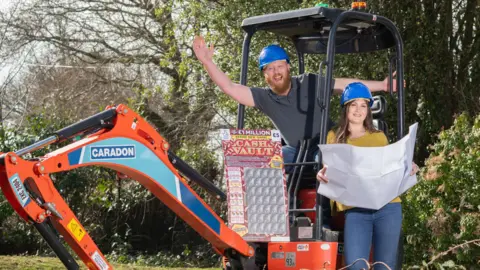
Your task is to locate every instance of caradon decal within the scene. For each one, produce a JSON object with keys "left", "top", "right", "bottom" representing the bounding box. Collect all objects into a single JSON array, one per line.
[
  {"left": 8, "top": 174, "right": 31, "bottom": 207},
  {"left": 90, "top": 145, "right": 136, "bottom": 160}
]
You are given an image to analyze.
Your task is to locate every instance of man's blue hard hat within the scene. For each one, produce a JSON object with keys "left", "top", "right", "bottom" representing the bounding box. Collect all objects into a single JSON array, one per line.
[
  {"left": 258, "top": 44, "right": 290, "bottom": 71},
  {"left": 341, "top": 82, "right": 374, "bottom": 107}
]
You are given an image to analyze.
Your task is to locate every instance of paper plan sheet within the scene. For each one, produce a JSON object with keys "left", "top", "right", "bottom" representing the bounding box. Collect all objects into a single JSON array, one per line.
[{"left": 317, "top": 123, "right": 419, "bottom": 210}]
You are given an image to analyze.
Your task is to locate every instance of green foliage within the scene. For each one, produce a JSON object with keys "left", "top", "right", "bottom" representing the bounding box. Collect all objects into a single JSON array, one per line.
[
  {"left": 403, "top": 113, "right": 480, "bottom": 268},
  {"left": 0, "top": 193, "right": 14, "bottom": 222},
  {"left": 0, "top": 112, "right": 118, "bottom": 254},
  {"left": 0, "top": 114, "right": 72, "bottom": 254},
  {"left": 0, "top": 255, "right": 221, "bottom": 269},
  {"left": 107, "top": 247, "right": 220, "bottom": 268}
]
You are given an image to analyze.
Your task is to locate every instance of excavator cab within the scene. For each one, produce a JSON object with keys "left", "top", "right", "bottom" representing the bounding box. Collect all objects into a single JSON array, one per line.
[{"left": 230, "top": 2, "right": 406, "bottom": 269}]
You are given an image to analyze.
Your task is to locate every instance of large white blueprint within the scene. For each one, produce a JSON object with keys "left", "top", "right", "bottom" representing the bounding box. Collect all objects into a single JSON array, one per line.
[{"left": 317, "top": 123, "right": 418, "bottom": 210}]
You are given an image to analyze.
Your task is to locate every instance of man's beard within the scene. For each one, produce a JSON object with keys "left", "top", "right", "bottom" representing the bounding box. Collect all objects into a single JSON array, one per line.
[{"left": 267, "top": 75, "right": 291, "bottom": 95}]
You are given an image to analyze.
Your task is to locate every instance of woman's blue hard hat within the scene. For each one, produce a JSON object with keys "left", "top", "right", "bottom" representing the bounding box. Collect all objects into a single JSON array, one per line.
[{"left": 341, "top": 82, "right": 374, "bottom": 107}]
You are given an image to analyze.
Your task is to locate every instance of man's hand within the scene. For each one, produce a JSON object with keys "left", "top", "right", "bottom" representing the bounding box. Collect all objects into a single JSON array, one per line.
[
  {"left": 334, "top": 72, "right": 406, "bottom": 94},
  {"left": 193, "top": 36, "right": 214, "bottom": 65},
  {"left": 191, "top": 35, "right": 255, "bottom": 107},
  {"left": 382, "top": 71, "right": 406, "bottom": 92}
]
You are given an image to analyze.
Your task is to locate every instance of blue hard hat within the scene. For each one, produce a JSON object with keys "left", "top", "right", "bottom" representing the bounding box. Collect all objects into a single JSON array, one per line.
[
  {"left": 258, "top": 44, "right": 290, "bottom": 71},
  {"left": 341, "top": 82, "right": 374, "bottom": 107}
]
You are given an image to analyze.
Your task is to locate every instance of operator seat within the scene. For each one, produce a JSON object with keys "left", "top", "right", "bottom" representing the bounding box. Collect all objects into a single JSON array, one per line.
[{"left": 371, "top": 95, "right": 388, "bottom": 137}]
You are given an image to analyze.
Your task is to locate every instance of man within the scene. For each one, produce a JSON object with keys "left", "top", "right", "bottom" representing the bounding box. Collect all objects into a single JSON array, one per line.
[{"left": 193, "top": 36, "right": 398, "bottom": 166}]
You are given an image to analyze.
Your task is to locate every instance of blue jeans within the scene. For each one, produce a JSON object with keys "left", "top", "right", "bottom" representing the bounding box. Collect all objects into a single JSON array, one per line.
[
  {"left": 344, "top": 203, "right": 402, "bottom": 270},
  {"left": 282, "top": 145, "right": 298, "bottom": 169},
  {"left": 282, "top": 145, "right": 319, "bottom": 173}
]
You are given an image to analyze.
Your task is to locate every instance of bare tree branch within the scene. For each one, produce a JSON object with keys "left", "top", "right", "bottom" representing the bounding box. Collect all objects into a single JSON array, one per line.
[{"left": 0, "top": 0, "right": 220, "bottom": 149}]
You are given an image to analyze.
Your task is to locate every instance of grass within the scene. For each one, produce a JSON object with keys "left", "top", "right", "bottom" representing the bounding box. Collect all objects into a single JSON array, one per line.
[{"left": 0, "top": 256, "right": 221, "bottom": 270}]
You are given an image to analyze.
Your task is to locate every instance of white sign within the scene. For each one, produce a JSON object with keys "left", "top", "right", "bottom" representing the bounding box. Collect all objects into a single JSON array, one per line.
[{"left": 317, "top": 123, "right": 418, "bottom": 210}]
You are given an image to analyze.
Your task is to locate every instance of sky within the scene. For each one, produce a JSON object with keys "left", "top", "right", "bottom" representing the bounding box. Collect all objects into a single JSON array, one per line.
[
  {"left": 0, "top": 0, "right": 12, "bottom": 11},
  {"left": 0, "top": 1, "right": 13, "bottom": 82}
]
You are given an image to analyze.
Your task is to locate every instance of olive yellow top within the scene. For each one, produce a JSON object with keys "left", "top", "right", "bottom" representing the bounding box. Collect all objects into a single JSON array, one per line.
[{"left": 326, "top": 130, "right": 401, "bottom": 213}]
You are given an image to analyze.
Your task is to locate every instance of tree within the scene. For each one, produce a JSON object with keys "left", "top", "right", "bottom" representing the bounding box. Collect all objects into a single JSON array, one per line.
[
  {"left": 370, "top": 0, "right": 480, "bottom": 163},
  {"left": 0, "top": 0, "right": 226, "bottom": 261},
  {"left": 0, "top": 0, "right": 220, "bottom": 150},
  {"left": 403, "top": 113, "right": 480, "bottom": 268},
  {"left": 0, "top": 1, "right": 32, "bottom": 127}
]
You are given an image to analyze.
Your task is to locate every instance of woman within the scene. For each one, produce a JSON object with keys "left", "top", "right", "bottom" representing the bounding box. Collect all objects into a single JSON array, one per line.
[{"left": 316, "top": 82, "right": 418, "bottom": 270}]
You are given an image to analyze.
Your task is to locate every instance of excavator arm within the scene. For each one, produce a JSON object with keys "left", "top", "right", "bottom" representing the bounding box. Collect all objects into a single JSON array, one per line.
[{"left": 0, "top": 104, "right": 253, "bottom": 270}]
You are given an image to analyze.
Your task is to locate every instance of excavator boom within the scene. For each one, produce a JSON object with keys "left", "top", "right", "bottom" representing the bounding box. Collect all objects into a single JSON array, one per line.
[{"left": 0, "top": 104, "right": 253, "bottom": 269}]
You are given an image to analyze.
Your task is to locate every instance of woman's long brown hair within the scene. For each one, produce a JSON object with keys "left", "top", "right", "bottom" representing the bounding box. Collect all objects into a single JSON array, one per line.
[{"left": 334, "top": 100, "right": 381, "bottom": 143}]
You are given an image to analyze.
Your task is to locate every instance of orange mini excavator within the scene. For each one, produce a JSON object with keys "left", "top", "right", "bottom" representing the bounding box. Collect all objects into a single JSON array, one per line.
[{"left": 0, "top": 2, "right": 407, "bottom": 269}]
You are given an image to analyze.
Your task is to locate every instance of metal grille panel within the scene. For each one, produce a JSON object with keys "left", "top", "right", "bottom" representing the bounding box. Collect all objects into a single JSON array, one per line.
[{"left": 244, "top": 168, "right": 287, "bottom": 235}]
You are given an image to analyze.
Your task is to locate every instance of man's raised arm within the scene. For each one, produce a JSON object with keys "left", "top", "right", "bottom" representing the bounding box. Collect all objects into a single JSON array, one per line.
[
  {"left": 193, "top": 36, "right": 255, "bottom": 107},
  {"left": 333, "top": 72, "right": 402, "bottom": 95}
]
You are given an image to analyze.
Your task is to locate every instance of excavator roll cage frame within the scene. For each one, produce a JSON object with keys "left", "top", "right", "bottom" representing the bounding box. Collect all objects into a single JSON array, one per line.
[{"left": 237, "top": 3, "right": 405, "bottom": 243}]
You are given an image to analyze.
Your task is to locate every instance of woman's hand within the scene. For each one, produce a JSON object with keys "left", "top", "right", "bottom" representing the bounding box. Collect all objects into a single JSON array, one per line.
[
  {"left": 410, "top": 162, "right": 419, "bottom": 176},
  {"left": 316, "top": 166, "right": 328, "bottom": 183}
]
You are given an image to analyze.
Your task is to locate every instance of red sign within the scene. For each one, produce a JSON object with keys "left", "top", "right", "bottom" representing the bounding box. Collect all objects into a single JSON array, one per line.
[{"left": 221, "top": 129, "right": 289, "bottom": 242}]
